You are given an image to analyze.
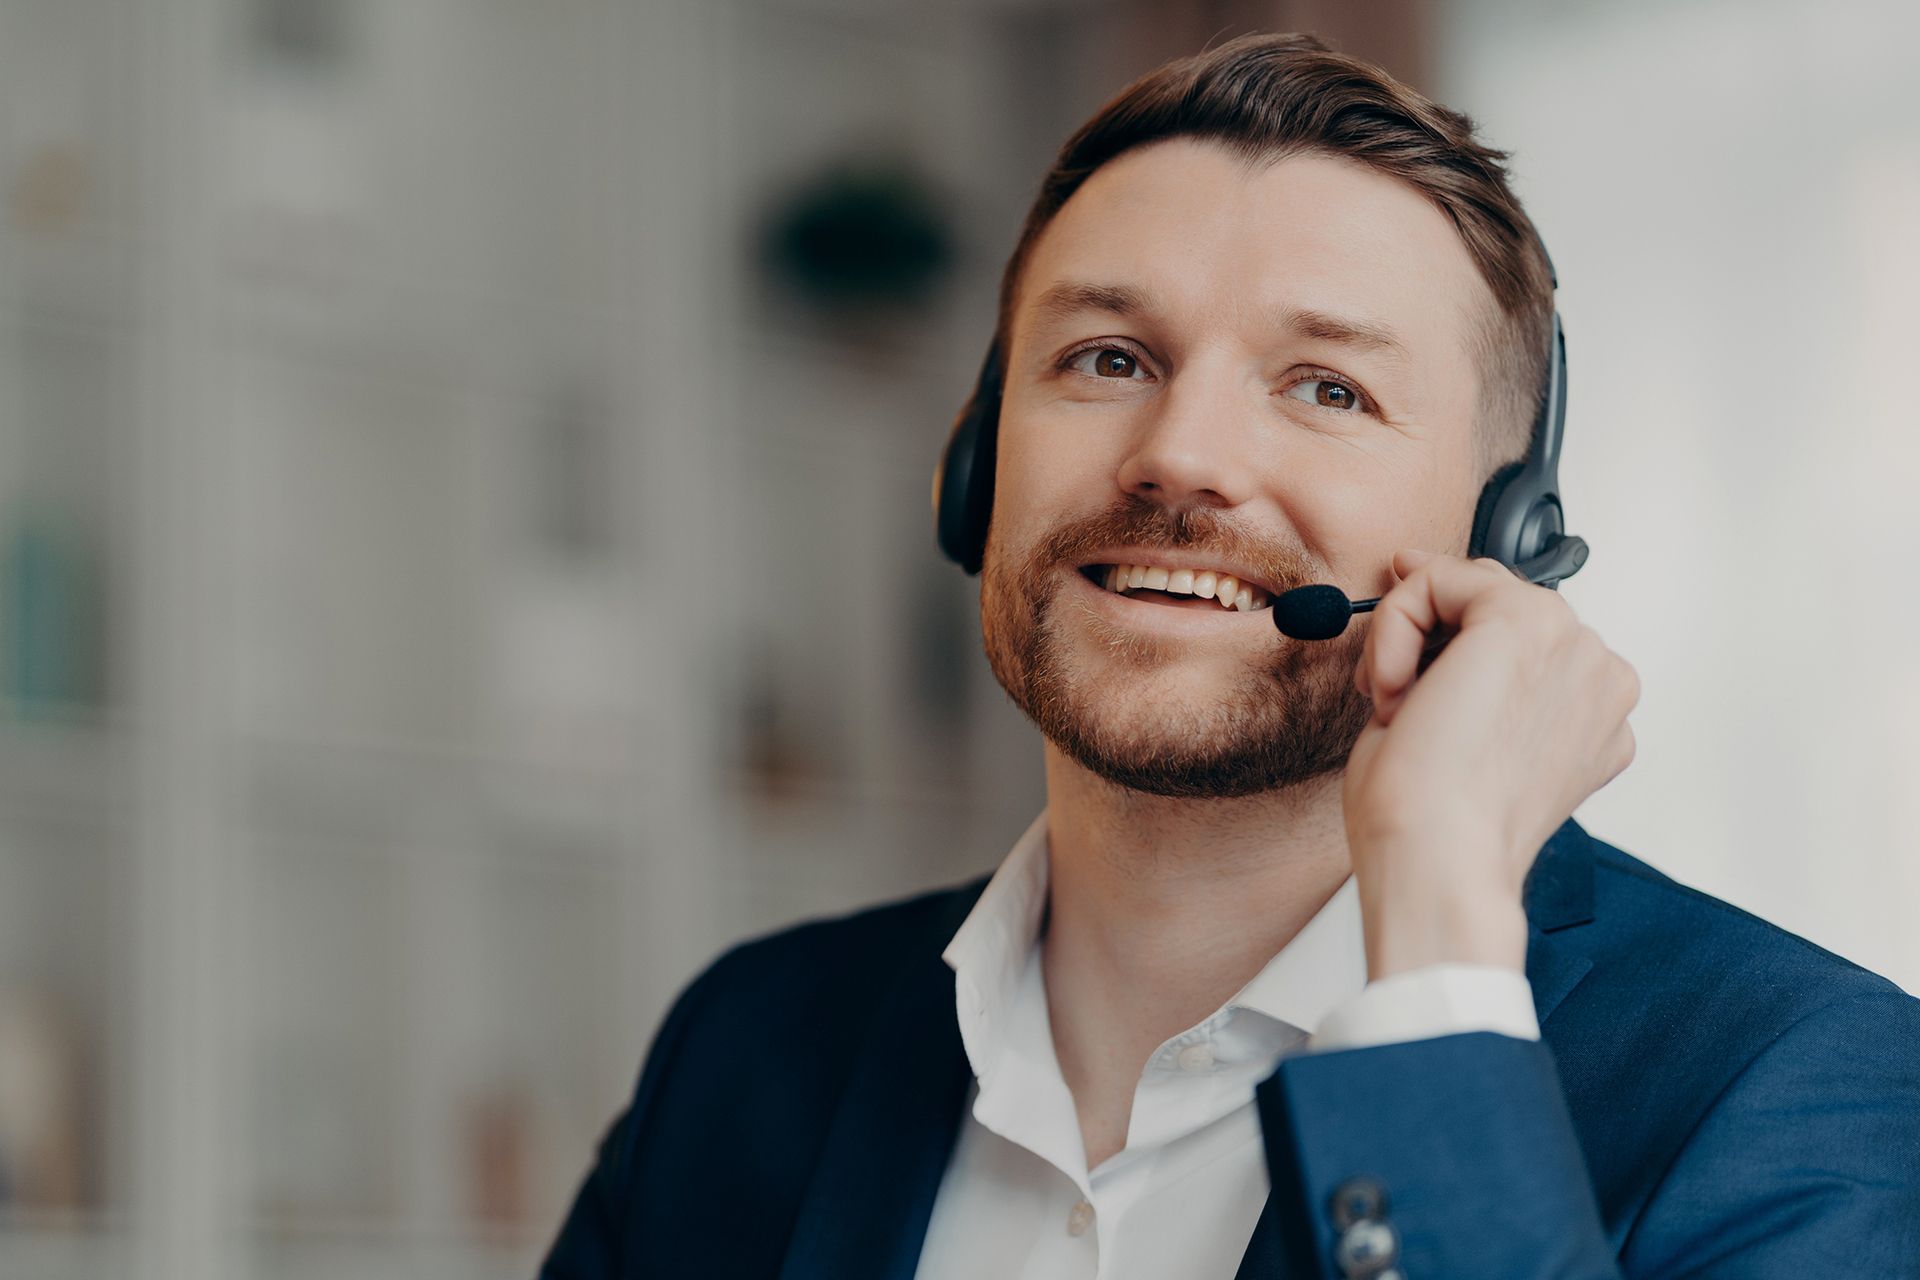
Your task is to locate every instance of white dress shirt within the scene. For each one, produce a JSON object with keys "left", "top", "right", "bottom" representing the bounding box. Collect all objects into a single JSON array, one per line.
[{"left": 913, "top": 811, "right": 1539, "bottom": 1280}]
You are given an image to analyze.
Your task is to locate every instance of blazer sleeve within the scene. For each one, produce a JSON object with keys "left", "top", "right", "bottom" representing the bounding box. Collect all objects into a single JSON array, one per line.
[
  {"left": 1254, "top": 991, "right": 1920, "bottom": 1279},
  {"left": 1257, "top": 1031, "right": 1618, "bottom": 1279},
  {"left": 537, "top": 951, "right": 734, "bottom": 1280}
]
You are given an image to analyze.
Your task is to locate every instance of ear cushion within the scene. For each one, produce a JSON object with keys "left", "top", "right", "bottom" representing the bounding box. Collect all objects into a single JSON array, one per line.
[
  {"left": 934, "top": 346, "right": 1004, "bottom": 574},
  {"left": 1468, "top": 461, "right": 1525, "bottom": 562},
  {"left": 935, "top": 404, "right": 994, "bottom": 572}
]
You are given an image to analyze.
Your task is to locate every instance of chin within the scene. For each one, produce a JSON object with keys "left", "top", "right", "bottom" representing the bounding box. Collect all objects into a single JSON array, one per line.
[
  {"left": 1035, "top": 673, "right": 1308, "bottom": 798},
  {"left": 1051, "top": 718, "right": 1340, "bottom": 799},
  {"left": 1018, "top": 637, "right": 1372, "bottom": 799},
  {"left": 981, "top": 540, "right": 1373, "bottom": 797},
  {"left": 1074, "top": 688, "right": 1243, "bottom": 753}
]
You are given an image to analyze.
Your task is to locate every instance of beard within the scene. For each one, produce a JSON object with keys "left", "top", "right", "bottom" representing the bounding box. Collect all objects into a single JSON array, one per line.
[{"left": 980, "top": 498, "right": 1375, "bottom": 799}]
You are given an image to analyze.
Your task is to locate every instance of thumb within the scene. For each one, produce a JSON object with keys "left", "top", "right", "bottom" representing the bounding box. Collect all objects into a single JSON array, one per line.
[{"left": 1392, "top": 547, "right": 1436, "bottom": 579}]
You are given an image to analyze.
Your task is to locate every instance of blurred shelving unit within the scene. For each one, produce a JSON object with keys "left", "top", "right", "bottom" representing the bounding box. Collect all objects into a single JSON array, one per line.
[
  {"left": 0, "top": 0, "right": 1062, "bottom": 1276},
  {"left": 10, "top": 0, "right": 1912, "bottom": 1273}
]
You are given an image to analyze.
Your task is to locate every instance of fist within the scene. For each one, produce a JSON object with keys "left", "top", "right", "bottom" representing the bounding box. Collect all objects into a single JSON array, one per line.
[{"left": 1342, "top": 549, "right": 1640, "bottom": 973}]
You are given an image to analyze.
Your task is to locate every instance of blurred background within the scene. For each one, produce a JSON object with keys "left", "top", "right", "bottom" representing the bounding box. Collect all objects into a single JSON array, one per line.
[{"left": 0, "top": 0, "right": 1913, "bottom": 1275}]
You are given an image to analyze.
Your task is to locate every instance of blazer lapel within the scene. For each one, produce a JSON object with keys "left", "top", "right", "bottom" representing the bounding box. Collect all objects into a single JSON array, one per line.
[
  {"left": 1523, "top": 816, "right": 1599, "bottom": 1026},
  {"left": 775, "top": 892, "right": 981, "bottom": 1280},
  {"left": 1234, "top": 1194, "right": 1287, "bottom": 1280},
  {"left": 1233, "top": 816, "right": 1599, "bottom": 1280}
]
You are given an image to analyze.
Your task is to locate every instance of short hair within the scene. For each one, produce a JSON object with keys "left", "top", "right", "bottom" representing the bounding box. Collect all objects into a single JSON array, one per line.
[{"left": 991, "top": 31, "right": 1555, "bottom": 481}]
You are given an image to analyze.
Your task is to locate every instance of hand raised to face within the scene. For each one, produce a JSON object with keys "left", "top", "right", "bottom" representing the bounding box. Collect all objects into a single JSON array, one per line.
[{"left": 1343, "top": 548, "right": 1641, "bottom": 980}]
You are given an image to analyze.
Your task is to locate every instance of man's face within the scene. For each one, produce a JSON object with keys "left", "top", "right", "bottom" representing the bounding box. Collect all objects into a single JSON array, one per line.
[{"left": 980, "top": 140, "right": 1490, "bottom": 798}]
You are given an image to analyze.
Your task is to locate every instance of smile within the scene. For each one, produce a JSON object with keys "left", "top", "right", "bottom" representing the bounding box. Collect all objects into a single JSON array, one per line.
[{"left": 1077, "top": 562, "right": 1273, "bottom": 613}]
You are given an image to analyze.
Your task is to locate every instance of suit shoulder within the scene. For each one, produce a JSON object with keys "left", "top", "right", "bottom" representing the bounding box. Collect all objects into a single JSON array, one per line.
[
  {"left": 676, "top": 873, "right": 992, "bottom": 1038},
  {"left": 1548, "top": 829, "right": 1917, "bottom": 1190},
  {"left": 1578, "top": 828, "right": 1915, "bottom": 1020}
]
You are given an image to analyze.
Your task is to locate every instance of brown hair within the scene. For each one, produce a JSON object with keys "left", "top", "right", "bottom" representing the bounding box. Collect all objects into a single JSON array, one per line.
[{"left": 991, "top": 31, "right": 1555, "bottom": 480}]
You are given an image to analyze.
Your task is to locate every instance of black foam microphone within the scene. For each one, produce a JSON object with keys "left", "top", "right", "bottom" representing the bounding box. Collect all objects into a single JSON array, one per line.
[{"left": 1271, "top": 536, "right": 1590, "bottom": 640}]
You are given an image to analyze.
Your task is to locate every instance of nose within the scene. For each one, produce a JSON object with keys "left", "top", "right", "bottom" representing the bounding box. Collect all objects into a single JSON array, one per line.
[{"left": 1113, "top": 362, "right": 1260, "bottom": 510}]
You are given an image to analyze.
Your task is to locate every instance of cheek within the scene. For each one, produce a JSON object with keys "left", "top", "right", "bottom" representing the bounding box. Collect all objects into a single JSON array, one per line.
[
  {"left": 1282, "top": 445, "right": 1459, "bottom": 590},
  {"left": 989, "top": 412, "right": 1112, "bottom": 546},
  {"left": 1272, "top": 450, "right": 1382, "bottom": 558}
]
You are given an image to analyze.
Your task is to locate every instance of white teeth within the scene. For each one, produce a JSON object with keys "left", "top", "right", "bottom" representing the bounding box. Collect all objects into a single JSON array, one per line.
[{"left": 1098, "top": 563, "right": 1269, "bottom": 612}]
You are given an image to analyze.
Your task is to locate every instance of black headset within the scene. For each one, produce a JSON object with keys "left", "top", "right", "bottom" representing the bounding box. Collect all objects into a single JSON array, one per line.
[{"left": 933, "top": 254, "right": 1586, "bottom": 593}]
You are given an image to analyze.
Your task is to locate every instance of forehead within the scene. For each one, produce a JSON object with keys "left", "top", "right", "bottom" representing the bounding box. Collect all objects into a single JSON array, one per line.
[{"left": 1011, "top": 139, "right": 1490, "bottom": 367}]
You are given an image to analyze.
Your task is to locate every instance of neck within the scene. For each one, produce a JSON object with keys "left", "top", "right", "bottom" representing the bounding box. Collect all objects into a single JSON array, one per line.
[{"left": 1037, "top": 742, "right": 1352, "bottom": 1168}]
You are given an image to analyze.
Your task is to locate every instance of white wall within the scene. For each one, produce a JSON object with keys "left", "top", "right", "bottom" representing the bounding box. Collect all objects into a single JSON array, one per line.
[{"left": 1439, "top": 0, "right": 1920, "bottom": 992}]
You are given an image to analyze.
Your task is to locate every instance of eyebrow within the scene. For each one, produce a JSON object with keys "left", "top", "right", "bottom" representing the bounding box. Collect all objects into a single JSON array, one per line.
[{"left": 1027, "top": 280, "right": 1411, "bottom": 365}]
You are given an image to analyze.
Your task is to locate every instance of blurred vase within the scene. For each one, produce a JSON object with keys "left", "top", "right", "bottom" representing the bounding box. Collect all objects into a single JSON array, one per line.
[
  {"left": 0, "top": 503, "right": 95, "bottom": 717},
  {"left": 0, "top": 986, "right": 85, "bottom": 1211}
]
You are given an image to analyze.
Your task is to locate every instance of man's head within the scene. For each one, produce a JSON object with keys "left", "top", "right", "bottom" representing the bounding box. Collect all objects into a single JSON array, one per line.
[{"left": 975, "top": 33, "right": 1556, "bottom": 799}]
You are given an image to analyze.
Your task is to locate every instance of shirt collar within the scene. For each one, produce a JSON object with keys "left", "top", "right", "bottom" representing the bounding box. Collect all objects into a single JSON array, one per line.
[
  {"left": 941, "top": 811, "right": 1050, "bottom": 1083},
  {"left": 941, "top": 809, "right": 1368, "bottom": 1083},
  {"left": 1224, "top": 871, "right": 1365, "bottom": 1035}
]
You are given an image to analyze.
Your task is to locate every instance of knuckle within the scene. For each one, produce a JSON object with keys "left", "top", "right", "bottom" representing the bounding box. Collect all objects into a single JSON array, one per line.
[
  {"left": 1598, "top": 725, "right": 1636, "bottom": 785},
  {"left": 1572, "top": 619, "right": 1610, "bottom": 660},
  {"left": 1481, "top": 557, "right": 1529, "bottom": 589},
  {"left": 1618, "top": 658, "right": 1642, "bottom": 708}
]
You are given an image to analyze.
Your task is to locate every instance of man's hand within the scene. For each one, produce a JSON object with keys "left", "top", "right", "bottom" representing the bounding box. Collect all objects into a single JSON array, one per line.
[{"left": 1343, "top": 548, "right": 1640, "bottom": 981}]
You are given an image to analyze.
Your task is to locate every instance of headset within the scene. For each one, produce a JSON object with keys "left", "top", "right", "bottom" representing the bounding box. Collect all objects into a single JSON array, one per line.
[{"left": 933, "top": 252, "right": 1587, "bottom": 598}]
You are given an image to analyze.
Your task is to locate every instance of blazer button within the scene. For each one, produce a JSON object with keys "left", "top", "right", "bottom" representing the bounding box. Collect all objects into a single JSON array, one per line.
[
  {"left": 1328, "top": 1176, "right": 1390, "bottom": 1229},
  {"left": 1334, "top": 1217, "right": 1400, "bottom": 1279}
]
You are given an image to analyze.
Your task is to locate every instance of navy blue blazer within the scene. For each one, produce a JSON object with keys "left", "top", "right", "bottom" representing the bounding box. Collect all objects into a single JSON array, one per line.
[{"left": 540, "top": 817, "right": 1920, "bottom": 1278}]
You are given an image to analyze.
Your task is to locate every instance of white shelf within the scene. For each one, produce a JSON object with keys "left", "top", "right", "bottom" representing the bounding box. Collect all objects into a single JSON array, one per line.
[
  {"left": 240, "top": 728, "right": 640, "bottom": 846},
  {"left": 0, "top": 3, "right": 1056, "bottom": 1278},
  {"left": 0, "top": 1214, "right": 129, "bottom": 1280},
  {"left": 0, "top": 708, "right": 130, "bottom": 823},
  {"left": 248, "top": 1218, "right": 545, "bottom": 1280}
]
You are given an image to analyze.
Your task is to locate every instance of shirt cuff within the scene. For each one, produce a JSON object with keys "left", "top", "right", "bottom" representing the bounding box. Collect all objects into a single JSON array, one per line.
[{"left": 1307, "top": 964, "right": 1541, "bottom": 1053}]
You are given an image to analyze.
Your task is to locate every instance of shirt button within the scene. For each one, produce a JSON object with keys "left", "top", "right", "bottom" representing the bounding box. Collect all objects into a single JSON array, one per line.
[
  {"left": 1176, "top": 1042, "right": 1215, "bottom": 1072},
  {"left": 1066, "top": 1199, "right": 1094, "bottom": 1237}
]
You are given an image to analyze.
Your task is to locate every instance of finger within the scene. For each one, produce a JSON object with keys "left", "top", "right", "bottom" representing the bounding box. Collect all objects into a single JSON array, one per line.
[
  {"left": 1372, "top": 628, "right": 1455, "bottom": 723},
  {"left": 1393, "top": 547, "right": 1435, "bottom": 578},
  {"left": 1359, "top": 550, "right": 1428, "bottom": 698},
  {"left": 1364, "top": 554, "right": 1515, "bottom": 717},
  {"left": 1361, "top": 547, "right": 1435, "bottom": 710},
  {"left": 1601, "top": 721, "right": 1637, "bottom": 786}
]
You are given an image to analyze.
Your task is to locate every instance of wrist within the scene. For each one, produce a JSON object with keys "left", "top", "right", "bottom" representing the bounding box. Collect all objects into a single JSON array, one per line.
[{"left": 1355, "top": 852, "right": 1528, "bottom": 981}]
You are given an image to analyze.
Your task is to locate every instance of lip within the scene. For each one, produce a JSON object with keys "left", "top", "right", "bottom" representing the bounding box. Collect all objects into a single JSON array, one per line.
[
  {"left": 1064, "top": 562, "right": 1276, "bottom": 635},
  {"left": 1071, "top": 548, "right": 1284, "bottom": 599}
]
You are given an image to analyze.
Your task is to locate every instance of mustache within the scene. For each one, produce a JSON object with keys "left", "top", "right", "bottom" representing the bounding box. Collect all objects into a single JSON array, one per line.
[{"left": 1030, "top": 498, "right": 1314, "bottom": 592}]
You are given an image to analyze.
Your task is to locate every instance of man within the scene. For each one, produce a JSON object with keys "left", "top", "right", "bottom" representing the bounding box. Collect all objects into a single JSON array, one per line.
[{"left": 541, "top": 33, "right": 1920, "bottom": 1280}]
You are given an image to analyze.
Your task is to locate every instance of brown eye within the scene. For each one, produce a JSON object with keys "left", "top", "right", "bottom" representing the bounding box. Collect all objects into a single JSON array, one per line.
[
  {"left": 1282, "top": 376, "right": 1368, "bottom": 413},
  {"left": 1065, "top": 346, "right": 1147, "bottom": 380}
]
